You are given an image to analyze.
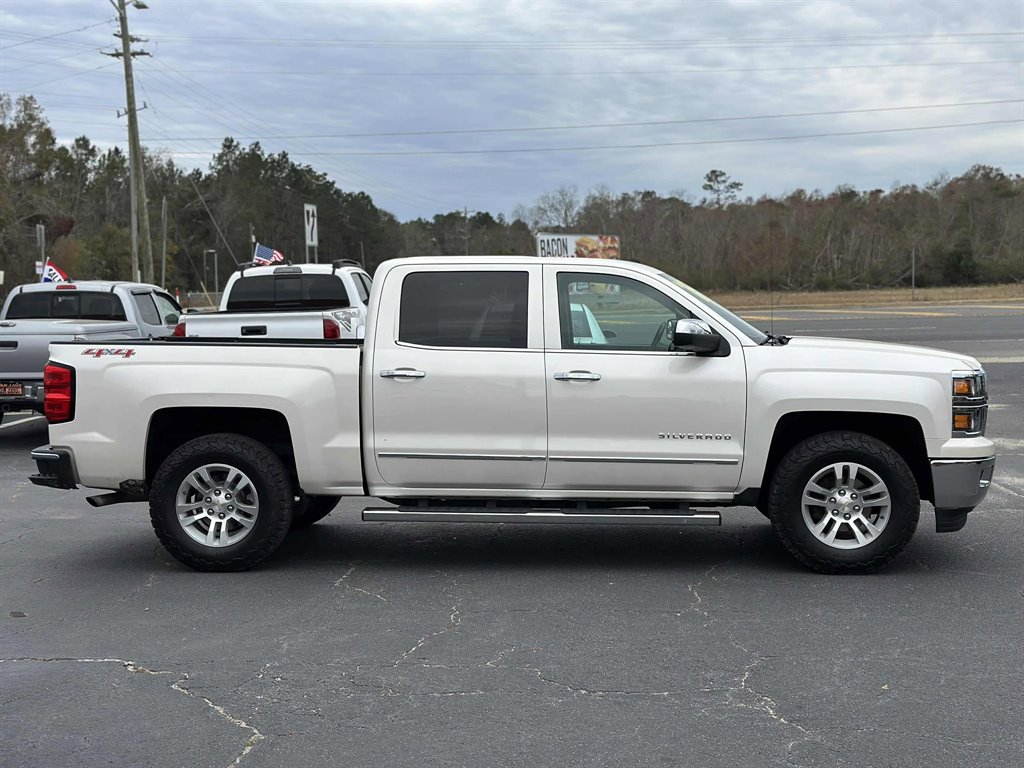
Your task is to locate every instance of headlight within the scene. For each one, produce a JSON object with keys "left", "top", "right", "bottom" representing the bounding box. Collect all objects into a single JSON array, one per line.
[{"left": 951, "top": 370, "right": 987, "bottom": 437}]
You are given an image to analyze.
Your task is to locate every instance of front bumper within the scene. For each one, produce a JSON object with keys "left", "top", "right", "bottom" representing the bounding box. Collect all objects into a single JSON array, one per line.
[
  {"left": 930, "top": 456, "right": 995, "bottom": 532},
  {"left": 29, "top": 446, "right": 79, "bottom": 490}
]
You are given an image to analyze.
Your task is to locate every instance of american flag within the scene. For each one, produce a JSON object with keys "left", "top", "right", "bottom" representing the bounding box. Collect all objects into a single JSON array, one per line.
[{"left": 252, "top": 242, "right": 285, "bottom": 265}]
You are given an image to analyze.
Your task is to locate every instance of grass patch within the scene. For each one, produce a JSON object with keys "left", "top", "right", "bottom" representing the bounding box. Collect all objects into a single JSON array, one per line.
[{"left": 707, "top": 283, "right": 1024, "bottom": 310}]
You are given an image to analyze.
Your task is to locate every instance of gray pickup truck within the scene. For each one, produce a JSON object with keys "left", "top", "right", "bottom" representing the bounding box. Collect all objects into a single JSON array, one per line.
[{"left": 0, "top": 281, "right": 182, "bottom": 417}]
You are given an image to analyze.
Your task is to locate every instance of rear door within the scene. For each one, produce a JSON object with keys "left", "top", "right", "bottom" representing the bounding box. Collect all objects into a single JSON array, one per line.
[
  {"left": 542, "top": 265, "right": 746, "bottom": 495},
  {"left": 370, "top": 264, "right": 547, "bottom": 491}
]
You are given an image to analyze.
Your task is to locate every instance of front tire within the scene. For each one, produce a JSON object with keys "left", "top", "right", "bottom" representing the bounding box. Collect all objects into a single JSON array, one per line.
[
  {"left": 768, "top": 431, "right": 919, "bottom": 574},
  {"left": 149, "top": 433, "right": 294, "bottom": 571}
]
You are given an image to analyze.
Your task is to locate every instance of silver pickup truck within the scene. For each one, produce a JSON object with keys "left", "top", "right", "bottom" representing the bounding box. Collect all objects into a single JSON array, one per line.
[
  {"left": 0, "top": 281, "right": 182, "bottom": 417},
  {"left": 30, "top": 256, "right": 995, "bottom": 575}
]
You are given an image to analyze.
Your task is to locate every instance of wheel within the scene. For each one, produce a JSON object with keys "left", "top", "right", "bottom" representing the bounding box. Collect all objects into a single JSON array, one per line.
[
  {"left": 149, "top": 433, "right": 294, "bottom": 571},
  {"left": 291, "top": 495, "right": 340, "bottom": 529},
  {"left": 767, "top": 431, "right": 919, "bottom": 574}
]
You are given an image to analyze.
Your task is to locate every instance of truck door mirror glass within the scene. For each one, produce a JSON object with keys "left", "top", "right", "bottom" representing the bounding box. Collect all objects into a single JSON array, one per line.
[{"left": 672, "top": 319, "right": 724, "bottom": 355}]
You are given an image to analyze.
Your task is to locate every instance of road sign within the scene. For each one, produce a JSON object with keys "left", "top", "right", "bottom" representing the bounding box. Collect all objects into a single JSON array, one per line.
[
  {"left": 304, "top": 204, "right": 318, "bottom": 247},
  {"left": 34, "top": 260, "right": 44, "bottom": 276}
]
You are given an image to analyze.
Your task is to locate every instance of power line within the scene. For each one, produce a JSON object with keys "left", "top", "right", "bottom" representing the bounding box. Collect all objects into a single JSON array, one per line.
[
  {"left": 150, "top": 99, "right": 1023, "bottom": 142},
  {"left": 136, "top": 58, "right": 462, "bottom": 211},
  {"left": 162, "top": 59, "right": 1024, "bottom": 78},
  {"left": 15, "top": 62, "right": 121, "bottom": 90},
  {"left": 0, "top": 18, "right": 116, "bottom": 51},
  {"left": 276, "top": 119, "right": 1024, "bottom": 157},
  {"left": 151, "top": 31, "right": 1024, "bottom": 50}
]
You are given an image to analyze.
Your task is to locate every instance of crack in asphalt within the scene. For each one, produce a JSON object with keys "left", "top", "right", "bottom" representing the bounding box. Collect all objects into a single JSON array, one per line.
[
  {"left": 0, "top": 657, "right": 264, "bottom": 767},
  {"left": 333, "top": 562, "right": 387, "bottom": 603},
  {"left": 391, "top": 578, "right": 463, "bottom": 668}
]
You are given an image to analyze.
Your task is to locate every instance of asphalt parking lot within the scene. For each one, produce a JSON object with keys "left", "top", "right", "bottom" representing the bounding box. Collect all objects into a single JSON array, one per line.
[{"left": 2, "top": 301, "right": 1021, "bottom": 768}]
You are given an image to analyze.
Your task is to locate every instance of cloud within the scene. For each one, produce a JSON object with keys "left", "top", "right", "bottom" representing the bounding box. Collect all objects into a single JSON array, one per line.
[{"left": 2, "top": 0, "right": 1021, "bottom": 220}]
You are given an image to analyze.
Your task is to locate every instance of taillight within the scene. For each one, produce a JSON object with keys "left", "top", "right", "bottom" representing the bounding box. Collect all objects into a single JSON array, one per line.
[
  {"left": 172, "top": 321, "right": 186, "bottom": 337},
  {"left": 323, "top": 318, "right": 341, "bottom": 339},
  {"left": 43, "top": 362, "right": 75, "bottom": 424}
]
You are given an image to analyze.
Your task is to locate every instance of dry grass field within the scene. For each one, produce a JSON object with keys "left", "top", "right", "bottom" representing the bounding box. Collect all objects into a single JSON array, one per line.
[{"left": 708, "top": 283, "right": 1024, "bottom": 310}]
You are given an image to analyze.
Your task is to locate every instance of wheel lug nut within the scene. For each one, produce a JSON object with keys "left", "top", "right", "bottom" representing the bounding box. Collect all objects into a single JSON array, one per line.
[
  {"left": 851, "top": 493, "right": 858, "bottom": 499},
  {"left": 843, "top": 513, "right": 851, "bottom": 520},
  {"left": 854, "top": 506, "right": 861, "bottom": 512},
  {"left": 832, "top": 510, "right": 839, "bottom": 516},
  {"left": 218, "top": 513, "right": 225, "bottom": 519},
  {"left": 829, "top": 497, "right": 836, "bottom": 503},
  {"left": 839, "top": 490, "right": 846, "bottom": 496},
  {"left": 205, "top": 497, "right": 211, "bottom": 503},
  {"left": 227, "top": 505, "right": 234, "bottom": 512},
  {"left": 214, "top": 490, "right": 221, "bottom": 496}
]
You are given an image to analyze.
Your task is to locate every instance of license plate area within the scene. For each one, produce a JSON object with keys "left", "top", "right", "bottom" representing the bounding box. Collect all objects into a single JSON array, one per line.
[{"left": 0, "top": 382, "right": 25, "bottom": 396}]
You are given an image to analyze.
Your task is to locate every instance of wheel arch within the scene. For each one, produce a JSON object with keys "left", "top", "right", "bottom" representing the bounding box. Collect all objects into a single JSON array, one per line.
[
  {"left": 759, "top": 411, "right": 933, "bottom": 508},
  {"left": 146, "top": 407, "right": 297, "bottom": 486}
]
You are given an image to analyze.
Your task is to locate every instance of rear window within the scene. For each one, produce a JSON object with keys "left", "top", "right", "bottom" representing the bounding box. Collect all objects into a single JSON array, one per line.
[
  {"left": 225, "top": 274, "right": 350, "bottom": 311},
  {"left": 5, "top": 291, "right": 127, "bottom": 321}
]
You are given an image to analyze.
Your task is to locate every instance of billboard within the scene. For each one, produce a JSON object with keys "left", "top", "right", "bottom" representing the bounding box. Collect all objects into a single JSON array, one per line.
[{"left": 536, "top": 233, "right": 620, "bottom": 259}]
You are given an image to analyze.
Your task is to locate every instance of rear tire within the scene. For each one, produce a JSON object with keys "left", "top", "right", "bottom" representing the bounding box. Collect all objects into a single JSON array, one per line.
[
  {"left": 291, "top": 495, "right": 340, "bottom": 529},
  {"left": 768, "top": 431, "right": 919, "bottom": 574},
  {"left": 149, "top": 433, "right": 293, "bottom": 571}
]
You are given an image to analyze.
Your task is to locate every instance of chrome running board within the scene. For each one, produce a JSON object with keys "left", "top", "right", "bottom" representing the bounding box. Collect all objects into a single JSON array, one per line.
[{"left": 361, "top": 506, "right": 721, "bottom": 526}]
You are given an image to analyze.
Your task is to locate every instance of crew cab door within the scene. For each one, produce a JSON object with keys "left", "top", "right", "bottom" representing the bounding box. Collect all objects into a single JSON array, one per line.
[
  {"left": 542, "top": 265, "right": 746, "bottom": 495},
  {"left": 369, "top": 264, "right": 547, "bottom": 490}
]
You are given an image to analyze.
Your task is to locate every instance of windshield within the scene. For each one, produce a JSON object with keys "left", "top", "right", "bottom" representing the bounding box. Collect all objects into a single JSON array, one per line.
[{"left": 655, "top": 271, "right": 768, "bottom": 344}]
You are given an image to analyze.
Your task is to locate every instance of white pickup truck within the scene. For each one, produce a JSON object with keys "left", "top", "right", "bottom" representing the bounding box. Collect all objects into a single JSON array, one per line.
[
  {"left": 176, "top": 261, "right": 372, "bottom": 340},
  {"left": 29, "top": 256, "right": 995, "bottom": 574}
]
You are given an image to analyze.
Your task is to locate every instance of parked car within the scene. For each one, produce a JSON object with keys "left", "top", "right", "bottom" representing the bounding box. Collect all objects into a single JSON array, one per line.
[
  {"left": 0, "top": 281, "right": 181, "bottom": 416},
  {"left": 176, "top": 260, "right": 372, "bottom": 340},
  {"left": 30, "top": 256, "right": 994, "bottom": 574}
]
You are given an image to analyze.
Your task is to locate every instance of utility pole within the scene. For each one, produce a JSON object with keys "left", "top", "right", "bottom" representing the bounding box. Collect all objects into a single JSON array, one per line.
[
  {"left": 106, "top": 0, "right": 153, "bottom": 283},
  {"left": 160, "top": 195, "right": 168, "bottom": 287}
]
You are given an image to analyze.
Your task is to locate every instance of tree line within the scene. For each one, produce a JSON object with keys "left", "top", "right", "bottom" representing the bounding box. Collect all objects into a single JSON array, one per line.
[{"left": 2, "top": 93, "right": 1021, "bottom": 299}]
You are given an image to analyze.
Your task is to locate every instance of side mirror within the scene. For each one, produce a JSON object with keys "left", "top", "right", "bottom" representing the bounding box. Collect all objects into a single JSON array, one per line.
[
  {"left": 604, "top": 329, "right": 618, "bottom": 339},
  {"left": 672, "top": 319, "right": 724, "bottom": 355},
  {"left": 164, "top": 313, "right": 180, "bottom": 325}
]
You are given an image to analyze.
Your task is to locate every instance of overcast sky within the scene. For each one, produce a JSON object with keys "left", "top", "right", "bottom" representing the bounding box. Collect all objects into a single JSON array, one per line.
[{"left": 2, "top": 0, "right": 1022, "bottom": 222}]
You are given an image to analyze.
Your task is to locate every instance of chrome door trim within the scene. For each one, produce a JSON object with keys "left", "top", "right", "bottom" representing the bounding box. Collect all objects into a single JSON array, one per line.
[
  {"left": 377, "top": 452, "right": 546, "bottom": 461},
  {"left": 549, "top": 455, "right": 739, "bottom": 465}
]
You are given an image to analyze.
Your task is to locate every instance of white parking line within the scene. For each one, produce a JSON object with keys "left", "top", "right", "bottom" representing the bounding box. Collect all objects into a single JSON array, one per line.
[{"left": 0, "top": 414, "right": 44, "bottom": 430}]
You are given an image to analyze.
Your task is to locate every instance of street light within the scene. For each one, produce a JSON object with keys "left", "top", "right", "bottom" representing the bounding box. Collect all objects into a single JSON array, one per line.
[{"left": 202, "top": 249, "right": 218, "bottom": 295}]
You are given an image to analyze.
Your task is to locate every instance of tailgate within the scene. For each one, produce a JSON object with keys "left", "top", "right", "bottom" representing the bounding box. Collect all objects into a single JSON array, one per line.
[{"left": 183, "top": 311, "right": 329, "bottom": 339}]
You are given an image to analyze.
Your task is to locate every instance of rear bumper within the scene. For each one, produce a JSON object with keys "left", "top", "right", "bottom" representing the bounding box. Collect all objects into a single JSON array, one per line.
[
  {"left": 0, "top": 379, "right": 44, "bottom": 413},
  {"left": 930, "top": 456, "right": 995, "bottom": 532},
  {"left": 29, "top": 446, "right": 79, "bottom": 490}
]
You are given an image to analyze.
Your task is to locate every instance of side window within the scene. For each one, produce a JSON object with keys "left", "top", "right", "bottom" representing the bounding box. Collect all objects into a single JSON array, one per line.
[
  {"left": 399, "top": 271, "right": 528, "bottom": 349},
  {"left": 556, "top": 272, "right": 691, "bottom": 351},
  {"left": 134, "top": 293, "right": 161, "bottom": 326},
  {"left": 152, "top": 293, "right": 181, "bottom": 325},
  {"left": 353, "top": 273, "right": 370, "bottom": 303}
]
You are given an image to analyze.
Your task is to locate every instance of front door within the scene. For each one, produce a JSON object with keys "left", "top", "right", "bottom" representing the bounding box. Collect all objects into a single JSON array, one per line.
[
  {"left": 371, "top": 264, "right": 547, "bottom": 491},
  {"left": 543, "top": 266, "right": 746, "bottom": 495}
]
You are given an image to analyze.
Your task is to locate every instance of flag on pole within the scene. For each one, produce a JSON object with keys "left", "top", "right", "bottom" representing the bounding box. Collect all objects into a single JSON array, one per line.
[
  {"left": 252, "top": 242, "right": 285, "bottom": 265},
  {"left": 41, "top": 259, "right": 69, "bottom": 283}
]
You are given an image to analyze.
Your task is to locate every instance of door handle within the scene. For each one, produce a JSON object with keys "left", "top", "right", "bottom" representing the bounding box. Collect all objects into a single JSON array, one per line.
[
  {"left": 554, "top": 371, "right": 601, "bottom": 382},
  {"left": 380, "top": 368, "right": 426, "bottom": 379}
]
